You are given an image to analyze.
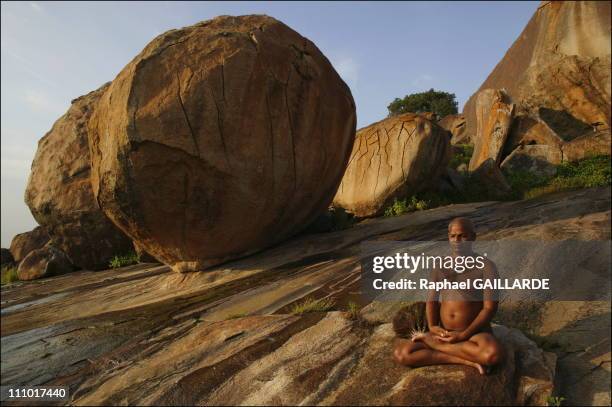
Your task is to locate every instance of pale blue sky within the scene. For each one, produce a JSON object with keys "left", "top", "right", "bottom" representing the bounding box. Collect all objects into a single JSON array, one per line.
[{"left": 0, "top": 1, "right": 538, "bottom": 247}]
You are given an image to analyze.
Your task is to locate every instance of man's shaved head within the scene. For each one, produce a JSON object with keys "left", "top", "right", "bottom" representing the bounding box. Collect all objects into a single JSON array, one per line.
[
  {"left": 448, "top": 217, "right": 476, "bottom": 254},
  {"left": 448, "top": 217, "right": 475, "bottom": 235}
]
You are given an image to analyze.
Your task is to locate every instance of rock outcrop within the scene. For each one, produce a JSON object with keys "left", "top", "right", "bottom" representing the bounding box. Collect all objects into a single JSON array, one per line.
[
  {"left": 469, "top": 89, "right": 515, "bottom": 171},
  {"left": 502, "top": 115, "right": 564, "bottom": 159},
  {"left": 561, "top": 130, "right": 612, "bottom": 163},
  {"left": 439, "top": 114, "right": 468, "bottom": 144},
  {"left": 333, "top": 113, "right": 450, "bottom": 217},
  {"left": 1, "top": 186, "right": 609, "bottom": 405},
  {"left": 16, "top": 246, "right": 74, "bottom": 281},
  {"left": 463, "top": 1, "right": 611, "bottom": 139},
  {"left": 24, "top": 84, "right": 133, "bottom": 271},
  {"left": 500, "top": 144, "right": 561, "bottom": 177},
  {"left": 88, "top": 15, "right": 356, "bottom": 272},
  {"left": 206, "top": 315, "right": 555, "bottom": 406},
  {"left": 9, "top": 226, "right": 50, "bottom": 263}
]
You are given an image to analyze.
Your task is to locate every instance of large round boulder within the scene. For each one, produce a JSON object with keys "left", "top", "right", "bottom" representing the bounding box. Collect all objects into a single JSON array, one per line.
[
  {"left": 88, "top": 15, "right": 356, "bottom": 272},
  {"left": 24, "top": 84, "right": 133, "bottom": 270},
  {"left": 332, "top": 113, "right": 450, "bottom": 217}
]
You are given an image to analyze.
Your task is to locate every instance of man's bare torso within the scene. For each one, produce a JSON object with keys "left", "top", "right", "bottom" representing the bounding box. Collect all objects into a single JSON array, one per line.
[{"left": 436, "top": 262, "right": 492, "bottom": 332}]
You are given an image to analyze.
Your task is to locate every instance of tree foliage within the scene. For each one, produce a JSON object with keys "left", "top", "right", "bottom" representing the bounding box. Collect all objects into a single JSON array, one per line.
[{"left": 387, "top": 88, "right": 458, "bottom": 118}]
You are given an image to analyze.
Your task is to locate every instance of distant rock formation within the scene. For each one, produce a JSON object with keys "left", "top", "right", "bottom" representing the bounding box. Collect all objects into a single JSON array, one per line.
[
  {"left": 24, "top": 84, "right": 133, "bottom": 271},
  {"left": 9, "top": 226, "right": 49, "bottom": 263},
  {"left": 88, "top": 15, "right": 356, "bottom": 272},
  {"left": 462, "top": 1, "right": 611, "bottom": 171},
  {"left": 463, "top": 1, "right": 611, "bottom": 137},
  {"left": 333, "top": 113, "right": 450, "bottom": 217}
]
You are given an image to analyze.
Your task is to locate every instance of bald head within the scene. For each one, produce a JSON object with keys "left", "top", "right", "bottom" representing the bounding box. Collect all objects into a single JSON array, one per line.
[
  {"left": 448, "top": 217, "right": 475, "bottom": 234},
  {"left": 448, "top": 217, "right": 476, "bottom": 243}
]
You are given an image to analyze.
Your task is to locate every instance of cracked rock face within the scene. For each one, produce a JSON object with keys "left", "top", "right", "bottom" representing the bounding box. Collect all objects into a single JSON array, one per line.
[
  {"left": 24, "top": 84, "right": 133, "bottom": 270},
  {"left": 332, "top": 113, "right": 450, "bottom": 217},
  {"left": 88, "top": 15, "right": 356, "bottom": 272}
]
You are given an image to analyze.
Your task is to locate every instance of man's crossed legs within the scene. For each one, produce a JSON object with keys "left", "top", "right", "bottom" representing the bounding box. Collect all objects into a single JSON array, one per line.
[{"left": 393, "top": 331, "right": 504, "bottom": 375}]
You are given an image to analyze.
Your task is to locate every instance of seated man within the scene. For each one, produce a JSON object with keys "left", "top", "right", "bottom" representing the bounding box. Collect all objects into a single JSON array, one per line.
[{"left": 392, "top": 217, "right": 504, "bottom": 375}]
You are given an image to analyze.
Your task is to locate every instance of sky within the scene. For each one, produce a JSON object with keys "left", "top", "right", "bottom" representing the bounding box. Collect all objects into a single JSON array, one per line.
[{"left": 0, "top": 1, "right": 539, "bottom": 247}]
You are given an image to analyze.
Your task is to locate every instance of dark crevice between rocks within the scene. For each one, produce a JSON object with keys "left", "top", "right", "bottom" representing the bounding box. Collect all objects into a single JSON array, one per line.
[{"left": 538, "top": 107, "right": 593, "bottom": 141}]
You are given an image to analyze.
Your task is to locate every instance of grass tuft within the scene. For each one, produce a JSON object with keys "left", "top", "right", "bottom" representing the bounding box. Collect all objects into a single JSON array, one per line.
[
  {"left": 1, "top": 265, "right": 19, "bottom": 285},
  {"left": 290, "top": 297, "right": 336, "bottom": 315},
  {"left": 384, "top": 196, "right": 429, "bottom": 217},
  {"left": 346, "top": 301, "right": 361, "bottom": 320},
  {"left": 449, "top": 144, "right": 473, "bottom": 169},
  {"left": 522, "top": 155, "right": 611, "bottom": 199},
  {"left": 109, "top": 251, "right": 140, "bottom": 269},
  {"left": 381, "top": 155, "right": 611, "bottom": 216},
  {"left": 546, "top": 395, "right": 565, "bottom": 406}
]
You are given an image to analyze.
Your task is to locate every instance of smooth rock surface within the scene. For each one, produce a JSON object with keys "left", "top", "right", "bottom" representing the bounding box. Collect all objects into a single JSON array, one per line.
[
  {"left": 9, "top": 226, "right": 49, "bottom": 263},
  {"left": 333, "top": 113, "right": 450, "bottom": 217},
  {"left": 88, "top": 15, "right": 356, "bottom": 272},
  {"left": 24, "top": 84, "right": 133, "bottom": 271},
  {"left": 1, "top": 187, "right": 609, "bottom": 405}
]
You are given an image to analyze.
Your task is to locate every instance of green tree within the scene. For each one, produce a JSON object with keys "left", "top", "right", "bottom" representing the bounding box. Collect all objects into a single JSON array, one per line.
[{"left": 387, "top": 88, "right": 458, "bottom": 118}]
